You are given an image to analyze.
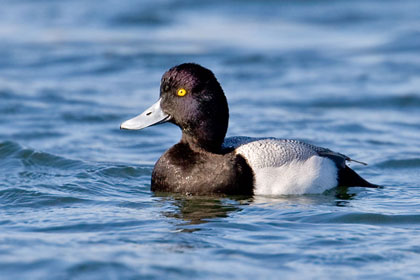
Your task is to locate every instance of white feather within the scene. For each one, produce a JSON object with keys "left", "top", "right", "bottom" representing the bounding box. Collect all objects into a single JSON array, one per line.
[
  {"left": 223, "top": 137, "right": 338, "bottom": 195},
  {"left": 252, "top": 157, "right": 337, "bottom": 195}
]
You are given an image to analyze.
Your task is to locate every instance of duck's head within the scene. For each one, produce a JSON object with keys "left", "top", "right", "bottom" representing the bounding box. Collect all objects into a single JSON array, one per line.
[{"left": 121, "top": 63, "right": 229, "bottom": 152}]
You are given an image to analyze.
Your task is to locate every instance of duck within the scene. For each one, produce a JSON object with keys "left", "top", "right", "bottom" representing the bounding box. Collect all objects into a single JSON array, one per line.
[{"left": 120, "top": 63, "right": 379, "bottom": 195}]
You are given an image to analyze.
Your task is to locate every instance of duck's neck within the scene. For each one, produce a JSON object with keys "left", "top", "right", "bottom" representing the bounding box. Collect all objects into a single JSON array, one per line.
[
  {"left": 180, "top": 111, "right": 228, "bottom": 154},
  {"left": 181, "top": 133, "right": 223, "bottom": 154}
]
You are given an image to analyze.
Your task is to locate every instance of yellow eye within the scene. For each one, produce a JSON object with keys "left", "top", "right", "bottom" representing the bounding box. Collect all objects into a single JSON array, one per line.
[{"left": 177, "top": 88, "right": 187, "bottom": 96}]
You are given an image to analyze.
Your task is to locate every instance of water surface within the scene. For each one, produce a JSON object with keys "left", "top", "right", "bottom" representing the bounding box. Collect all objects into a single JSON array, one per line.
[{"left": 1, "top": 0, "right": 420, "bottom": 279}]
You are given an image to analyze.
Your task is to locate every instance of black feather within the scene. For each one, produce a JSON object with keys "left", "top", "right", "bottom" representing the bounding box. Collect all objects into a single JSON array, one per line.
[{"left": 337, "top": 166, "right": 380, "bottom": 188}]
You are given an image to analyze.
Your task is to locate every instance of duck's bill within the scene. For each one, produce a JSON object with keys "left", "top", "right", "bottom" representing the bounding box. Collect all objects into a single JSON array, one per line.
[{"left": 120, "top": 98, "right": 171, "bottom": 130}]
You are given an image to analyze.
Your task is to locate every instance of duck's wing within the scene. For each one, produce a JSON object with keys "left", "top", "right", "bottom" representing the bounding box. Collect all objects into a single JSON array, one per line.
[
  {"left": 223, "top": 137, "right": 316, "bottom": 168},
  {"left": 223, "top": 136, "right": 366, "bottom": 168},
  {"left": 303, "top": 144, "right": 367, "bottom": 167}
]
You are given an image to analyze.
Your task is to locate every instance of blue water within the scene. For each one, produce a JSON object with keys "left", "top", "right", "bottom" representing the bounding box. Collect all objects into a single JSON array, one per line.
[{"left": 1, "top": 0, "right": 420, "bottom": 279}]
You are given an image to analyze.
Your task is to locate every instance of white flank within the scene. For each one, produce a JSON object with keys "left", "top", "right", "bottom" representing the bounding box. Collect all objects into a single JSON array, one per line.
[{"left": 252, "top": 156, "right": 337, "bottom": 195}]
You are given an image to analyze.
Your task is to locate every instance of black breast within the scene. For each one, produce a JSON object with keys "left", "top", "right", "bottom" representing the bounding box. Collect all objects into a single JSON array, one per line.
[{"left": 151, "top": 143, "right": 254, "bottom": 195}]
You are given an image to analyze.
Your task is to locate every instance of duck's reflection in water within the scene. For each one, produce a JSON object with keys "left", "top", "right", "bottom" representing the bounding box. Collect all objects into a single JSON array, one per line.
[
  {"left": 251, "top": 187, "right": 356, "bottom": 208},
  {"left": 155, "top": 188, "right": 355, "bottom": 231},
  {"left": 155, "top": 193, "right": 250, "bottom": 229}
]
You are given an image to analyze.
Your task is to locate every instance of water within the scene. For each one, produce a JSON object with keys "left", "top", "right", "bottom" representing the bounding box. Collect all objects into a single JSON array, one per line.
[{"left": 1, "top": 0, "right": 420, "bottom": 279}]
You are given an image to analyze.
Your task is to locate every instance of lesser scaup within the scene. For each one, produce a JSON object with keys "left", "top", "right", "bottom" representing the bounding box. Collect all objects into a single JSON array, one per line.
[{"left": 121, "top": 63, "right": 379, "bottom": 195}]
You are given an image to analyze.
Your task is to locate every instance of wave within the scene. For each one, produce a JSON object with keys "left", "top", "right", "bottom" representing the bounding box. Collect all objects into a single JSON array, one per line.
[
  {"left": 307, "top": 94, "right": 420, "bottom": 109},
  {"left": 0, "top": 141, "right": 85, "bottom": 169},
  {"left": 376, "top": 158, "right": 420, "bottom": 169},
  {"left": 0, "top": 187, "right": 90, "bottom": 209},
  {"left": 0, "top": 141, "right": 153, "bottom": 207},
  {"left": 234, "top": 94, "right": 420, "bottom": 109},
  {"left": 0, "top": 141, "right": 152, "bottom": 173},
  {"left": 302, "top": 212, "right": 420, "bottom": 225}
]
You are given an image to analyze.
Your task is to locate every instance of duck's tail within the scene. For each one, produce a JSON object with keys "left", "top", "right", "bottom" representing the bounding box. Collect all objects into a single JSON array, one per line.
[{"left": 337, "top": 166, "right": 381, "bottom": 188}]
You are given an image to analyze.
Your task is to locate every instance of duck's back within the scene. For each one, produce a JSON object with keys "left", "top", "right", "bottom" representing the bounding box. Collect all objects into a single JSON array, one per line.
[{"left": 222, "top": 137, "right": 343, "bottom": 195}]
